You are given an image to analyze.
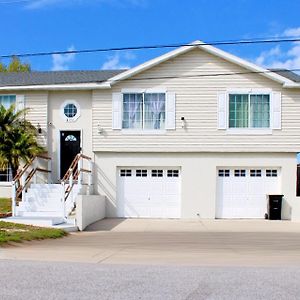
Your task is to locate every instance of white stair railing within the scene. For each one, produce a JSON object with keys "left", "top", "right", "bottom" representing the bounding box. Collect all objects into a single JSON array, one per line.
[
  {"left": 11, "top": 154, "right": 52, "bottom": 217},
  {"left": 61, "top": 153, "right": 93, "bottom": 218}
]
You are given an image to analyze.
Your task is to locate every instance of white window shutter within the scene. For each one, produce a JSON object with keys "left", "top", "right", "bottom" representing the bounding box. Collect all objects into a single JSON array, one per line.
[
  {"left": 166, "top": 92, "right": 176, "bottom": 130},
  {"left": 218, "top": 92, "right": 227, "bottom": 129},
  {"left": 112, "top": 93, "right": 122, "bottom": 129},
  {"left": 16, "top": 95, "right": 25, "bottom": 112},
  {"left": 272, "top": 92, "right": 281, "bottom": 129}
]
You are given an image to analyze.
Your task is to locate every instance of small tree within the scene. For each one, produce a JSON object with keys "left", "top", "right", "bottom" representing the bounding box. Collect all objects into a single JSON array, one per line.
[
  {"left": 0, "top": 56, "right": 31, "bottom": 73},
  {"left": 0, "top": 104, "right": 44, "bottom": 177}
]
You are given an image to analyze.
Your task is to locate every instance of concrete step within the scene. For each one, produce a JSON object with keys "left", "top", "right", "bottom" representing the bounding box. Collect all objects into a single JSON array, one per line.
[
  {"left": 30, "top": 184, "right": 62, "bottom": 188},
  {"left": 16, "top": 211, "right": 63, "bottom": 217},
  {"left": 26, "top": 193, "right": 62, "bottom": 198},
  {"left": 18, "top": 202, "right": 62, "bottom": 211},
  {"left": 3, "top": 216, "right": 65, "bottom": 226},
  {"left": 25, "top": 196, "right": 63, "bottom": 203},
  {"left": 17, "top": 205, "right": 63, "bottom": 212}
]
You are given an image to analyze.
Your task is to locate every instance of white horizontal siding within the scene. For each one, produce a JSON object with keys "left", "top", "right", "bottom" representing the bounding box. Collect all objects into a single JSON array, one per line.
[
  {"left": 25, "top": 92, "right": 48, "bottom": 147},
  {"left": 92, "top": 48, "right": 300, "bottom": 152}
]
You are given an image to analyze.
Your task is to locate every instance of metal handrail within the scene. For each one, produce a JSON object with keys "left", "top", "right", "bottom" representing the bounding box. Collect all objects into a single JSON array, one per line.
[
  {"left": 61, "top": 153, "right": 93, "bottom": 203},
  {"left": 11, "top": 154, "right": 52, "bottom": 216},
  {"left": 61, "top": 154, "right": 81, "bottom": 182},
  {"left": 13, "top": 154, "right": 51, "bottom": 182}
]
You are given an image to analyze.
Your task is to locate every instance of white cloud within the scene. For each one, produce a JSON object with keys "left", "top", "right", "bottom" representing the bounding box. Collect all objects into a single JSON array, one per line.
[
  {"left": 254, "top": 46, "right": 281, "bottom": 66},
  {"left": 283, "top": 27, "right": 300, "bottom": 37},
  {"left": 101, "top": 52, "right": 135, "bottom": 70},
  {"left": 26, "top": 0, "right": 62, "bottom": 9},
  {"left": 51, "top": 46, "right": 76, "bottom": 71},
  {"left": 254, "top": 27, "right": 300, "bottom": 71},
  {"left": 25, "top": 0, "right": 145, "bottom": 9}
]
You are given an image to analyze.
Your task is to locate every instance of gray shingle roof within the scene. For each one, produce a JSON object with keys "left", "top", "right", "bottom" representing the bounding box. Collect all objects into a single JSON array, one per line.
[
  {"left": 269, "top": 69, "right": 300, "bottom": 83},
  {"left": 0, "top": 70, "right": 126, "bottom": 87},
  {"left": 0, "top": 68, "right": 299, "bottom": 87}
]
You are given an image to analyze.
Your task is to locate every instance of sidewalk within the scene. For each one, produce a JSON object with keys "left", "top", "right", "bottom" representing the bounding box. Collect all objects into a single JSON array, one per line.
[{"left": 1, "top": 218, "right": 300, "bottom": 266}]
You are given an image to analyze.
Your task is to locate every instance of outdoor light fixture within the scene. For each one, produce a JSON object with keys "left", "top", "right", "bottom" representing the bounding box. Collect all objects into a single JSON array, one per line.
[
  {"left": 181, "top": 116, "right": 186, "bottom": 128},
  {"left": 98, "top": 124, "right": 104, "bottom": 134},
  {"left": 37, "top": 123, "right": 42, "bottom": 134}
]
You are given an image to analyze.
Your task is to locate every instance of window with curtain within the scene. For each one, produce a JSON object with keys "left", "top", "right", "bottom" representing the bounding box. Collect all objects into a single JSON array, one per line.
[
  {"left": 229, "top": 94, "right": 270, "bottom": 128},
  {"left": 0, "top": 95, "right": 16, "bottom": 109},
  {"left": 122, "top": 93, "right": 166, "bottom": 130}
]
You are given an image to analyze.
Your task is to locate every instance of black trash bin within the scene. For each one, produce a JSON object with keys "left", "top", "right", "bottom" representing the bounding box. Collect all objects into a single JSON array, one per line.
[{"left": 267, "top": 194, "right": 283, "bottom": 220}]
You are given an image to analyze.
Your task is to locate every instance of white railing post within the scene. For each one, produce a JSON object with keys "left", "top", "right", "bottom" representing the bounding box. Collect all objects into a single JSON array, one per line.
[
  {"left": 88, "top": 160, "right": 93, "bottom": 195},
  {"left": 61, "top": 182, "right": 66, "bottom": 218},
  {"left": 70, "top": 168, "right": 73, "bottom": 187},
  {"left": 21, "top": 173, "right": 26, "bottom": 203},
  {"left": 33, "top": 158, "right": 37, "bottom": 184},
  {"left": 78, "top": 157, "right": 83, "bottom": 191},
  {"left": 11, "top": 182, "right": 16, "bottom": 216},
  {"left": 48, "top": 159, "right": 51, "bottom": 183}
]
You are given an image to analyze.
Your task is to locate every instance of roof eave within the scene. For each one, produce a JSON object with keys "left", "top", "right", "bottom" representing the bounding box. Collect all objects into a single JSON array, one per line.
[
  {"left": 283, "top": 83, "right": 300, "bottom": 88},
  {"left": 0, "top": 82, "right": 112, "bottom": 91}
]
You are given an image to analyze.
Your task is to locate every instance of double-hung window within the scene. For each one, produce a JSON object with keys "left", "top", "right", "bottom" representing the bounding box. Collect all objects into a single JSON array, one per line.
[
  {"left": 0, "top": 168, "right": 12, "bottom": 182},
  {"left": 229, "top": 94, "right": 270, "bottom": 128},
  {"left": 122, "top": 93, "right": 166, "bottom": 130},
  {"left": 0, "top": 95, "right": 15, "bottom": 182},
  {"left": 0, "top": 95, "right": 16, "bottom": 109}
]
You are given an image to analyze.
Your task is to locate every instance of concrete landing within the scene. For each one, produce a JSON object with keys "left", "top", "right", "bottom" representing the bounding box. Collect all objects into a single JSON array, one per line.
[{"left": 2, "top": 216, "right": 78, "bottom": 232}]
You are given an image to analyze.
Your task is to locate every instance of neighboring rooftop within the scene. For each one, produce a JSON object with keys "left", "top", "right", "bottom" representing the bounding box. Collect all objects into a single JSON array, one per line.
[
  {"left": 0, "top": 70, "right": 126, "bottom": 87},
  {"left": 0, "top": 68, "right": 299, "bottom": 87},
  {"left": 269, "top": 69, "right": 300, "bottom": 83}
]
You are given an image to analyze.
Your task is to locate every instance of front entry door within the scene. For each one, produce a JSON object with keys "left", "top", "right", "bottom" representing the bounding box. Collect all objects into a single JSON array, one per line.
[{"left": 60, "top": 131, "right": 81, "bottom": 179}]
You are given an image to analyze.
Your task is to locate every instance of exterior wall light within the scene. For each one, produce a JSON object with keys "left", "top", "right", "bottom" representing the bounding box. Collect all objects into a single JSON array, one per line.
[
  {"left": 37, "top": 123, "right": 42, "bottom": 134},
  {"left": 98, "top": 124, "right": 104, "bottom": 134},
  {"left": 181, "top": 116, "right": 186, "bottom": 128}
]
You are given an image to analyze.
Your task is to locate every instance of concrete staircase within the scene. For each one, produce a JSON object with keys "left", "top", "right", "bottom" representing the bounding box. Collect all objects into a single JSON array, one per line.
[
  {"left": 17, "top": 184, "right": 63, "bottom": 216},
  {"left": 11, "top": 183, "right": 79, "bottom": 229},
  {"left": 8, "top": 153, "right": 93, "bottom": 231}
]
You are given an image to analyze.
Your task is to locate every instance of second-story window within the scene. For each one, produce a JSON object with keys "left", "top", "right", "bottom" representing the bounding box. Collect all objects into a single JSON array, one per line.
[
  {"left": 0, "top": 95, "right": 16, "bottom": 109},
  {"left": 229, "top": 94, "right": 270, "bottom": 128},
  {"left": 122, "top": 93, "right": 166, "bottom": 130}
]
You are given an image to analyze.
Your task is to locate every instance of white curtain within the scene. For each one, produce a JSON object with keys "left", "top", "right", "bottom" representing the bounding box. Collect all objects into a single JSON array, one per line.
[
  {"left": 0, "top": 95, "right": 15, "bottom": 109},
  {"left": 144, "top": 93, "right": 165, "bottom": 129},
  {"left": 123, "top": 94, "right": 142, "bottom": 129},
  {"left": 250, "top": 94, "right": 270, "bottom": 128}
]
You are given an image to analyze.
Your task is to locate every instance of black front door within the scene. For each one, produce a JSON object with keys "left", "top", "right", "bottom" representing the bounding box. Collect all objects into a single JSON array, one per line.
[{"left": 60, "top": 131, "right": 81, "bottom": 179}]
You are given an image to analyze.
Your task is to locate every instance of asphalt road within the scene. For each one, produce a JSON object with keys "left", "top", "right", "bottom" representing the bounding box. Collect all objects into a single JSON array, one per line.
[{"left": 0, "top": 260, "right": 299, "bottom": 300}]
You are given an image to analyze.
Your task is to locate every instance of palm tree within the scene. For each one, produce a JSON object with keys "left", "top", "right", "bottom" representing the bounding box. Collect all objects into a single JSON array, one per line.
[{"left": 0, "top": 104, "right": 45, "bottom": 178}]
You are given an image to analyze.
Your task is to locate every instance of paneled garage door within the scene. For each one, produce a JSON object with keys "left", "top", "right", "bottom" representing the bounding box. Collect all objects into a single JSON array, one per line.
[
  {"left": 216, "top": 168, "right": 281, "bottom": 219},
  {"left": 117, "top": 168, "right": 181, "bottom": 218}
]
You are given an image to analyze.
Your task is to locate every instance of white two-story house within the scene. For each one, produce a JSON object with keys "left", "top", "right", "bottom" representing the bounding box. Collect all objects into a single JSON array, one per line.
[{"left": 1, "top": 41, "right": 300, "bottom": 221}]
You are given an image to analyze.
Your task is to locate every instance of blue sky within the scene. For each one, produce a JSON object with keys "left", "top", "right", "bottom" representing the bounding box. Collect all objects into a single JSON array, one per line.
[{"left": 0, "top": 0, "right": 300, "bottom": 71}]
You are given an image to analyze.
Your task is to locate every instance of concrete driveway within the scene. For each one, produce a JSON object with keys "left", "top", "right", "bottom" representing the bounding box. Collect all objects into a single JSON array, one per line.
[{"left": 1, "top": 218, "right": 300, "bottom": 266}]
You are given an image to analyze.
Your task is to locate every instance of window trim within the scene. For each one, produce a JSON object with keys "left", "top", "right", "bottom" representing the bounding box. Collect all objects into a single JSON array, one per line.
[
  {"left": 225, "top": 89, "right": 273, "bottom": 135},
  {"left": 60, "top": 100, "right": 80, "bottom": 122},
  {"left": 121, "top": 89, "right": 167, "bottom": 133}
]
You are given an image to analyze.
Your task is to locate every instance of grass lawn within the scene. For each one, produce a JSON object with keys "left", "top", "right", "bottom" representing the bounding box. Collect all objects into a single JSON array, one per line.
[
  {"left": 0, "top": 221, "right": 67, "bottom": 246},
  {"left": 0, "top": 198, "right": 11, "bottom": 214}
]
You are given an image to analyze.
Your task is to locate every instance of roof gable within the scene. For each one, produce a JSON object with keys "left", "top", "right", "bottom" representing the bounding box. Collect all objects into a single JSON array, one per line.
[{"left": 104, "top": 40, "right": 299, "bottom": 88}]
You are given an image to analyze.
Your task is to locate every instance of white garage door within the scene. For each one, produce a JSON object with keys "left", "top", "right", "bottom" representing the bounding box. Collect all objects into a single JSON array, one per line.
[
  {"left": 117, "top": 168, "right": 181, "bottom": 218},
  {"left": 216, "top": 168, "right": 281, "bottom": 219}
]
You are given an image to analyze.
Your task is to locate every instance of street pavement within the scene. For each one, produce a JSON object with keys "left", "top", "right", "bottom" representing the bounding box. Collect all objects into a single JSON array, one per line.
[
  {"left": 0, "top": 260, "right": 300, "bottom": 300},
  {"left": 2, "top": 219, "right": 300, "bottom": 299},
  {"left": 2, "top": 219, "right": 300, "bottom": 266}
]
